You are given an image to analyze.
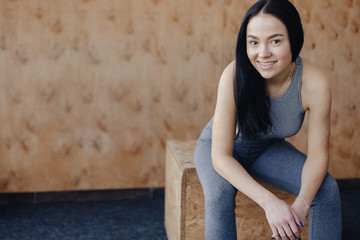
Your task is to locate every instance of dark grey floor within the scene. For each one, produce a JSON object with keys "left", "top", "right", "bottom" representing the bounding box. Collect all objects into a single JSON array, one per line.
[
  {"left": 0, "top": 189, "right": 359, "bottom": 240},
  {"left": 0, "top": 197, "right": 167, "bottom": 240}
]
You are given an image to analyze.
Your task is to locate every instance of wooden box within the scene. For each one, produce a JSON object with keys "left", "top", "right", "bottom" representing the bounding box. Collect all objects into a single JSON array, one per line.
[{"left": 165, "top": 140, "right": 309, "bottom": 240}]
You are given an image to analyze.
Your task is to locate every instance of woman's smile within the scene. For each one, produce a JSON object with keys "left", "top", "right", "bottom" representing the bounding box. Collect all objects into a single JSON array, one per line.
[{"left": 257, "top": 61, "right": 277, "bottom": 69}]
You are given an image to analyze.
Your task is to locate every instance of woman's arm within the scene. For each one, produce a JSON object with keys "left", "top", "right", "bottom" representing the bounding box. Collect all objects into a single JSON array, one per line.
[
  {"left": 211, "top": 61, "right": 272, "bottom": 207},
  {"left": 212, "top": 62, "right": 302, "bottom": 239},
  {"left": 292, "top": 62, "right": 332, "bottom": 221}
]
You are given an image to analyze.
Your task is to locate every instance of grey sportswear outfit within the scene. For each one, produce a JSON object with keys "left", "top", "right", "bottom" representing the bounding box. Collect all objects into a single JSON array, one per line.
[{"left": 194, "top": 57, "right": 342, "bottom": 239}]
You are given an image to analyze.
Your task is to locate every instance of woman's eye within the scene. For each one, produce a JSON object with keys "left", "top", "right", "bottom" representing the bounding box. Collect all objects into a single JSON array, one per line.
[
  {"left": 249, "top": 41, "right": 257, "bottom": 45},
  {"left": 271, "top": 40, "right": 280, "bottom": 44}
]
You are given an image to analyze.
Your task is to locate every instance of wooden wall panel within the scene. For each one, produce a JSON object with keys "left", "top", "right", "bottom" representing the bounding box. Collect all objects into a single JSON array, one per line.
[
  {"left": 0, "top": 0, "right": 358, "bottom": 192},
  {"left": 288, "top": 0, "right": 360, "bottom": 178}
]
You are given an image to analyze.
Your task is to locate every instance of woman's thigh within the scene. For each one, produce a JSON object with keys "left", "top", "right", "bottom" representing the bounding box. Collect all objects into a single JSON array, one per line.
[
  {"left": 194, "top": 138, "right": 237, "bottom": 198},
  {"left": 247, "top": 140, "right": 306, "bottom": 195}
]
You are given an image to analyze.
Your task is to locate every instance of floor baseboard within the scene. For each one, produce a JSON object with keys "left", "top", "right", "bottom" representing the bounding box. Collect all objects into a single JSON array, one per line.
[
  {"left": 0, "top": 187, "right": 165, "bottom": 205},
  {"left": 0, "top": 178, "right": 358, "bottom": 205}
]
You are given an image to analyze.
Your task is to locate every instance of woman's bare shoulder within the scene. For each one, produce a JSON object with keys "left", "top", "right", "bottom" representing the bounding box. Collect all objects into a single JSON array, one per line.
[
  {"left": 302, "top": 58, "right": 331, "bottom": 91},
  {"left": 301, "top": 58, "right": 331, "bottom": 110},
  {"left": 302, "top": 58, "right": 330, "bottom": 83},
  {"left": 223, "top": 60, "right": 236, "bottom": 76},
  {"left": 219, "top": 60, "right": 236, "bottom": 84}
]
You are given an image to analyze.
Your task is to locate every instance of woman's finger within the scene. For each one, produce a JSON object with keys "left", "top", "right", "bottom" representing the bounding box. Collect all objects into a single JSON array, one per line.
[
  {"left": 289, "top": 206, "right": 304, "bottom": 237},
  {"left": 288, "top": 220, "right": 301, "bottom": 239},
  {"left": 283, "top": 223, "right": 298, "bottom": 240},
  {"left": 271, "top": 225, "right": 280, "bottom": 239},
  {"left": 290, "top": 206, "right": 303, "bottom": 229},
  {"left": 277, "top": 226, "right": 290, "bottom": 240},
  {"left": 270, "top": 226, "right": 281, "bottom": 239}
]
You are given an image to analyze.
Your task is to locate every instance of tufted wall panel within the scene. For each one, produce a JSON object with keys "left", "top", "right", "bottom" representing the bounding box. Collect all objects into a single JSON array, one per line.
[
  {"left": 0, "top": 0, "right": 358, "bottom": 192},
  {"left": 288, "top": 0, "right": 360, "bottom": 178}
]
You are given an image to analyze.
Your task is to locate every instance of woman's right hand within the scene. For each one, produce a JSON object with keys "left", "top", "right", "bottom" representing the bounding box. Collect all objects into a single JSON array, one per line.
[{"left": 264, "top": 197, "right": 303, "bottom": 240}]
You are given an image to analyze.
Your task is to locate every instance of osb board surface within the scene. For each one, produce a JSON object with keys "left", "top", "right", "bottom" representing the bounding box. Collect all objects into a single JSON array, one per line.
[
  {"left": 183, "top": 169, "right": 204, "bottom": 240},
  {"left": 165, "top": 140, "right": 197, "bottom": 240},
  {"left": 165, "top": 143, "right": 184, "bottom": 240},
  {"left": 0, "top": 0, "right": 359, "bottom": 192},
  {"left": 169, "top": 140, "right": 308, "bottom": 240},
  {"left": 166, "top": 140, "right": 197, "bottom": 171}
]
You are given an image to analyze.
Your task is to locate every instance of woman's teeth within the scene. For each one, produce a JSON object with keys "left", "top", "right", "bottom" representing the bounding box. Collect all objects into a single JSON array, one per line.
[{"left": 260, "top": 61, "right": 275, "bottom": 66}]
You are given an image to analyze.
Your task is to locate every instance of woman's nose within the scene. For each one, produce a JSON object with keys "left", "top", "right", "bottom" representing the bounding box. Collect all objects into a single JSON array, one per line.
[{"left": 259, "top": 44, "right": 271, "bottom": 58}]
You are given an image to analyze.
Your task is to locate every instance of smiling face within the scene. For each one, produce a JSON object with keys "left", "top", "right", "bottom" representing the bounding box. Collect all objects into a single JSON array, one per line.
[{"left": 246, "top": 13, "right": 293, "bottom": 82}]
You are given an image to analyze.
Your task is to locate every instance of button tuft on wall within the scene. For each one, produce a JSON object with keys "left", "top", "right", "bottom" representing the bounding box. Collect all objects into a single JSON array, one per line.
[
  {"left": 350, "top": 20, "right": 359, "bottom": 33},
  {"left": 98, "top": 118, "right": 108, "bottom": 132},
  {"left": 15, "top": 46, "right": 28, "bottom": 64},
  {"left": 51, "top": 19, "right": 63, "bottom": 33},
  {"left": 51, "top": 43, "right": 64, "bottom": 61},
  {"left": 88, "top": 49, "right": 101, "bottom": 64},
  {"left": 63, "top": 101, "right": 72, "bottom": 113},
  {"left": 156, "top": 49, "right": 167, "bottom": 65},
  {"left": 4, "top": 137, "right": 14, "bottom": 150},
  {"left": 9, "top": 90, "right": 21, "bottom": 104},
  {"left": 0, "top": 178, "right": 9, "bottom": 190},
  {"left": 20, "top": 138, "right": 31, "bottom": 153},
  {"left": 92, "top": 137, "right": 104, "bottom": 153},
  {"left": 151, "top": 0, "right": 162, "bottom": 4},
  {"left": 35, "top": 6, "right": 43, "bottom": 19},
  {"left": 26, "top": 118, "right": 40, "bottom": 133},
  {"left": 205, "top": 0, "right": 213, "bottom": 7},
  {"left": 0, "top": 36, "right": 6, "bottom": 50},
  {"left": 82, "top": 91, "right": 93, "bottom": 104},
  {"left": 62, "top": 143, "right": 71, "bottom": 156},
  {"left": 41, "top": 85, "right": 55, "bottom": 102},
  {"left": 110, "top": 86, "right": 126, "bottom": 102},
  {"left": 163, "top": 117, "right": 172, "bottom": 131}
]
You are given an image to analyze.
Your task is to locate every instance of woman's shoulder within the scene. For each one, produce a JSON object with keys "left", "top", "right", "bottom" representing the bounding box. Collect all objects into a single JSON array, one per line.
[
  {"left": 302, "top": 58, "right": 330, "bottom": 83},
  {"left": 301, "top": 58, "right": 331, "bottom": 90},
  {"left": 223, "top": 60, "right": 236, "bottom": 76},
  {"left": 218, "top": 60, "right": 236, "bottom": 85},
  {"left": 301, "top": 58, "right": 331, "bottom": 109}
]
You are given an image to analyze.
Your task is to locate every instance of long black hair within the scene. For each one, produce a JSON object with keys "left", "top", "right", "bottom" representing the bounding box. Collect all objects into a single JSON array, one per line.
[{"left": 234, "top": 0, "right": 304, "bottom": 139}]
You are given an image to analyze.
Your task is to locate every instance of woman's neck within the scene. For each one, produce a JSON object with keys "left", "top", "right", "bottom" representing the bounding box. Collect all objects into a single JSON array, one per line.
[{"left": 266, "top": 62, "right": 294, "bottom": 98}]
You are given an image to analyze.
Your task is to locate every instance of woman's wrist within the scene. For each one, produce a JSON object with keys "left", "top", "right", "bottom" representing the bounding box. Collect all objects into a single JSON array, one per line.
[
  {"left": 296, "top": 196, "right": 310, "bottom": 216},
  {"left": 296, "top": 196, "right": 309, "bottom": 209},
  {"left": 258, "top": 192, "right": 278, "bottom": 210}
]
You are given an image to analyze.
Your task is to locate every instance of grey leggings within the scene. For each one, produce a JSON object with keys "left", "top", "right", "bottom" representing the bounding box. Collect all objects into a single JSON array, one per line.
[{"left": 194, "top": 121, "right": 342, "bottom": 240}]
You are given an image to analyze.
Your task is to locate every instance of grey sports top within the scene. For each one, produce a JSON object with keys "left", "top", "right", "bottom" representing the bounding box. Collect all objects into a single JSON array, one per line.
[
  {"left": 261, "top": 56, "right": 305, "bottom": 139},
  {"left": 202, "top": 56, "right": 305, "bottom": 141}
]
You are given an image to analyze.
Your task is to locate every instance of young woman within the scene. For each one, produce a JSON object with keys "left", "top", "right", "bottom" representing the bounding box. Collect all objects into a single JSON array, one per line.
[{"left": 194, "top": 0, "right": 342, "bottom": 239}]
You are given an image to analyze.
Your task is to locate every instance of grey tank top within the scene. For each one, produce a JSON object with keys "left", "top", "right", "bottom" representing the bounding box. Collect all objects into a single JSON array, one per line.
[
  {"left": 261, "top": 56, "right": 305, "bottom": 139},
  {"left": 202, "top": 56, "right": 305, "bottom": 141}
]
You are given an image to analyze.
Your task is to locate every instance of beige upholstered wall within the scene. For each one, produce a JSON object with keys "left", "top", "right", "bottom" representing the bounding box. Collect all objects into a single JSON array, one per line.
[
  {"left": 0, "top": 0, "right": 359, "bottom": 192},
  {"left": 288, "top": 0, "right": 360, "bottom": 178}
]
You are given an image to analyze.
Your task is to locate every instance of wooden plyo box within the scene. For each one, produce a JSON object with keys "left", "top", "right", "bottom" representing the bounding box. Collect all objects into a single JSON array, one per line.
[{"left": 165, "top": 140, "right": 309, "bottom": 240}]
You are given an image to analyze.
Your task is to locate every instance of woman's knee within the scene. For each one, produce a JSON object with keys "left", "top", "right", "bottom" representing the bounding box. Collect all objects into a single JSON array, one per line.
[
  {"left": 203, "top": 181, "right": 237, "bottom": 210},
  {"left": 314, "top": 173, "right": 340, "bottom": 205}
]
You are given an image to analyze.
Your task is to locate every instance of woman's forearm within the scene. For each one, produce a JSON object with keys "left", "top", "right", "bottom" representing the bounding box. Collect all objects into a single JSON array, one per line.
[
  {"left": 297, "top": 156, "right": 329, "bottom": 207},
  {"left": 212, "top": 155, "right": 276, "bottom": 209}
]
